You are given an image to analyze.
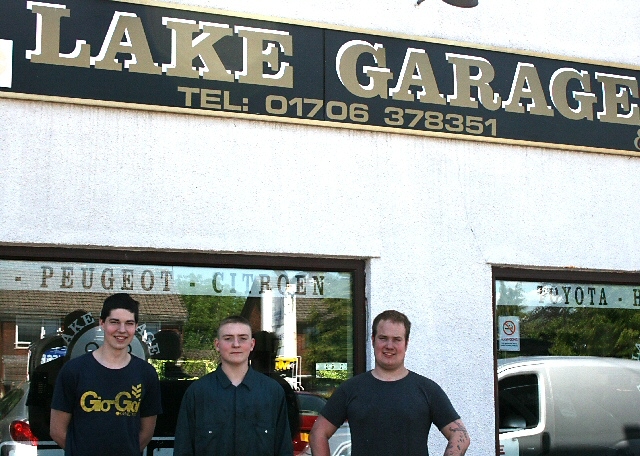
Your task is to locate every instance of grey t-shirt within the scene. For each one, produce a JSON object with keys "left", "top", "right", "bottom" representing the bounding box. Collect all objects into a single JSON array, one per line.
[{"left": 320, "top": 371, "right": 460, "bottom": 456}]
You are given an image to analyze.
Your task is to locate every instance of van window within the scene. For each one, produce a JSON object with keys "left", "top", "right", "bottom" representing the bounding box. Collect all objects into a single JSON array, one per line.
[{"left": 498, "top": 374, "right": 539, "bottom": 431}]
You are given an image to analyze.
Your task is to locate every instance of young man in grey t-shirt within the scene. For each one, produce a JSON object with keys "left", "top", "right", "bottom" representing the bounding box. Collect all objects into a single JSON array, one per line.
[{"left": 310, "top": 310, "right": 470, "bottom": 456}]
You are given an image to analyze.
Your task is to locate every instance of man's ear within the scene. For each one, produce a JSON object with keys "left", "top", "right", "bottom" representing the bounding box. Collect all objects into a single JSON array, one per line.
[
  {"left": 250, "top": 338, "right": 256, "bottom": 352},
  {"left": 214, "top": 338, "right": 220, "bottom": 352}
]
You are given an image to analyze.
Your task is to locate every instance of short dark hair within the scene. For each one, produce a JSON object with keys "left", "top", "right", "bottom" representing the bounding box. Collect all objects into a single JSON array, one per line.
[
  {"left": 372, "top": 310, "right": 411, "bottom": 340},
  {"left": 217, "top": 315, "right": 252, "bottom": 339},
  {"left": 100, "top": 293, "right": 140, "bottom": 323}
]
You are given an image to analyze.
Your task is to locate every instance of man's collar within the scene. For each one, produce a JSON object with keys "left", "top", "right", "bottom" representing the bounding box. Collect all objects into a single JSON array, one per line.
[{"left": 215, "top": 365, "right": 257, "bottom": 390}]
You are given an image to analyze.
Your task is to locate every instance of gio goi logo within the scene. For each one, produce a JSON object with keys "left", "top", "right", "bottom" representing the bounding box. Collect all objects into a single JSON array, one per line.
[{"left": 80, "top": 384, "right": 143, "bottom": 416}]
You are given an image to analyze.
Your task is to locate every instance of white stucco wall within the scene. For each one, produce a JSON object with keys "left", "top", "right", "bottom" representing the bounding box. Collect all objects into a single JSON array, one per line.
[{"left": 2, "top": 1, "right": 640, "bottom": 454}]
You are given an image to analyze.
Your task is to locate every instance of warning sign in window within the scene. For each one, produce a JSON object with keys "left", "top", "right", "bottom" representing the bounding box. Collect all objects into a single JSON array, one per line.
[{"left": 499, "top": 316, "right": 520, "bottom": 352}]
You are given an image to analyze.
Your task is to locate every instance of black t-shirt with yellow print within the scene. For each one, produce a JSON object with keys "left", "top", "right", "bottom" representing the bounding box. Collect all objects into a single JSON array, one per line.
[{"left": 51, "top": 352, "right": 162, "bottom": 456}]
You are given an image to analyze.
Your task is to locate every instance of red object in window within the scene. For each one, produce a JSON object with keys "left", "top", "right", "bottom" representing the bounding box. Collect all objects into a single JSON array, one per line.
[
  {"left": 293, "top": 431, "right": 310, "bottom": 455},
  {"left": 293, "top": 413, "right": 321, "bottom": 455},
  {"left": 10, "top": 420, "right": 38, "bottom": 446}
]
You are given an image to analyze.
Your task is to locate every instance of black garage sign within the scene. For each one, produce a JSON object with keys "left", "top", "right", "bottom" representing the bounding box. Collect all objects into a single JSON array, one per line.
[{"left": 1, "top": 0, "right": 640, "bottom": 155}]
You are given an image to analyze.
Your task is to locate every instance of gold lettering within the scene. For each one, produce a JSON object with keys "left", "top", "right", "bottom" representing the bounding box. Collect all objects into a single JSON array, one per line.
[
  {"left": 235, "top": 26, "right": 293, "bottom": 88},
  {"left": 595, "top": 73, "right": 640, "bottom": 125},
  {"left": 336, "top": 40, "right": 393, "bottom": 99},
  {"left": 81, "top": 391, "right": 135, "bottom": 413},
  {"left": 178, "top": 86, "right": 199, "bottom": 107},
  {"left": 80, "top": 391, "right": 96, "bottom": 412},
  {"left": 115, "top": 391, "right": 135, "bottom": 412},
  {"left": 26, "top": 2, "right": 90, "bottom": 67},
  {"left": 92, "top": 12, "right": 160, "bottom": 74},
  {"left": 223, "top": 91, "right": 242, "bottom": 111},
  {"left": 503, "top": 62, "right": 554, "bottom": 116},
  {"left": 446, "top": 53, "right": 501, "bottom": 110},
  {"left": 162, "top": 18, "right": 233, "bottom": 81},
  {"left": 201, "top": 89, "right": 221, "bottom": 108},
  {"left": 389, "top": 48, "right": 445, "bottom": 104},
  {"left": 80, "top": 391, "right": 115, "bottom": 412},
  {"left": 550, "top": 68, "right": 597, "bottom": 121}
]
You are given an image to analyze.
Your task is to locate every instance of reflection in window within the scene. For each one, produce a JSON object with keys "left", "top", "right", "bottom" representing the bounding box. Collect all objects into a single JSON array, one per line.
[
  {"left": 15, "top": 318, "right": 59, "bottom": 349},
  {"left": 495, "top": 274, "right": 640, "bottom": 454},
  {"left": 495, "top": 280, "right": 640, "bottom": 359},
  {"left": 0, "top": 258, "right": 358, "bottom": 449},
  {"left": 0, "top": 386, "right": 25, "bottom": 419},
  {"left": 549, "top": 364, "right": 640, "bottom": 443}
]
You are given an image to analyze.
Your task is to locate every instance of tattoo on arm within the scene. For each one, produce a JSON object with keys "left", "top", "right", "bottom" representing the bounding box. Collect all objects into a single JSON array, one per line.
[{"left": 443, "top": 420, "right": 469, "bottom": 456}]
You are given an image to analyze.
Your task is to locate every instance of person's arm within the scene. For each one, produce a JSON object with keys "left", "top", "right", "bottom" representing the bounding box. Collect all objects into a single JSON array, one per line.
[
  {"left": 172, "top": 389, "right": 195, "bottom": 456},
  {"left": 441, "top": 419, "right": 470, "bottom": 456},
  {"left": 309, "top": 415, "right": 339, "bottom": 456},
  {"left": 50, "top": 409, "right": 71, "bottom": 449},
  {"left": 139, "top": 415, "right": 157, "bottom": 451}
]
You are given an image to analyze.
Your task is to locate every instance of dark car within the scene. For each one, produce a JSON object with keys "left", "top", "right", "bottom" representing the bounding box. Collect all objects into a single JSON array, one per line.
[{"left": 498, "top": 356, "right": 640, "bottom": 456}]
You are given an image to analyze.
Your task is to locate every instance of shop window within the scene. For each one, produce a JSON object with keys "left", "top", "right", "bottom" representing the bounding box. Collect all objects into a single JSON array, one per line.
[
  {"left": 15, "top": 319, "right": 59, "bottom": 349},
  {"left": 494, "top": 268, "right": 640, "bottom": 456},
  {"left": 0, "top": 247, "right": 365, "bottom": 453},
  {"left": 495, "top": 277, "right": 640, "bottom": 359}
]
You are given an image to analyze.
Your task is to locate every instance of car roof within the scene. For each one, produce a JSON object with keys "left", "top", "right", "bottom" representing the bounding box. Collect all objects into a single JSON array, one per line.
[{"left": 498, "top": 356, "right": 640, "bottom": 373}]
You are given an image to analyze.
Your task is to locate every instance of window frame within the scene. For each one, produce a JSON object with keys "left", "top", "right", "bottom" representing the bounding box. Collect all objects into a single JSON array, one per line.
[
  {"left": 0, "top": 244, "right": 368, "bottom": 375},
  {"left": 14, "top": 319, "right": 42, "bottom": 349},
  {"left": 492, "top": 266, "right": 640, "bottom": 454},
  {"left": 15, "top": 318, "right": 60, "bottom": 349}
]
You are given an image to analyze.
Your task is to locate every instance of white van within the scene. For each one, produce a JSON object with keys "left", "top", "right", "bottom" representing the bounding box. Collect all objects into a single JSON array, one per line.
[{"left": 498, "top": 356, "right": 640, "bottom": 456}]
